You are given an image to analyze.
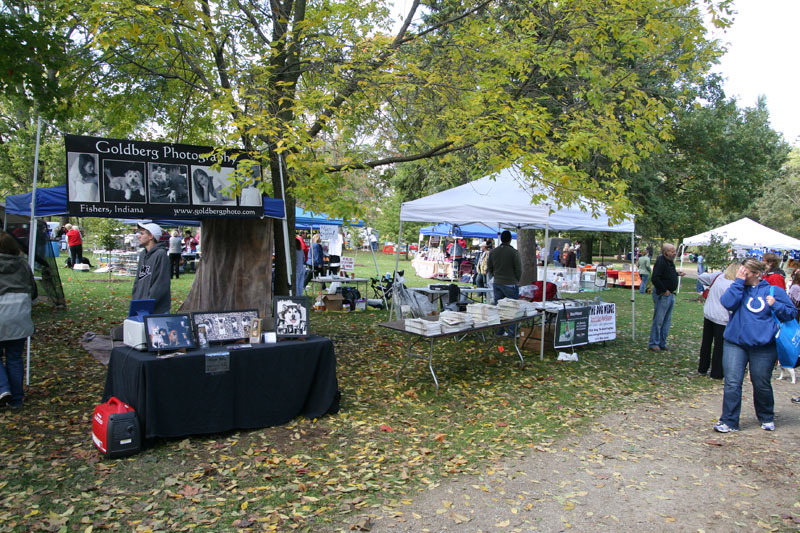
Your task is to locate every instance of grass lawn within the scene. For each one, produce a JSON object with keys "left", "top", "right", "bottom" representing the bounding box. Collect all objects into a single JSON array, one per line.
[{"left": 0, "top": 249, "right": 715, "bottom": 531}]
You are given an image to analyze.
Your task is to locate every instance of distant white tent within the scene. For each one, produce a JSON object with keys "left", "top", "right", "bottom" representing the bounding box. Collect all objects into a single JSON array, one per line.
[
  {"left": 679, "top": 217, "right": 800, "bottom": 293},
  {"left": 682, "top": 217, "right": 800, "bottom": 250}
]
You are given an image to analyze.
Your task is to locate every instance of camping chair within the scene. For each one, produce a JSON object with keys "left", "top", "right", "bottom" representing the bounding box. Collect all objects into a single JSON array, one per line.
[
  {"left": 458, "top": 261, "right": 474, "bottom": 281},
  {"left": 371, "top": 274, "right": 394, "bottom": 301}
]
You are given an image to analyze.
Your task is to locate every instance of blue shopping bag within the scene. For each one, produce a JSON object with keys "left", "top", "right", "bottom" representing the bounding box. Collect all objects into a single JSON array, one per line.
[{"left": 769, "top": 287, "right": 800, "bottom": 369}]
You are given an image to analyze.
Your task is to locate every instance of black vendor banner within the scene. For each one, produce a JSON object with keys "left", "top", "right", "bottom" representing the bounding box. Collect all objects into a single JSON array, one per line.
[
  {"left": 65, "top": 134, "right": 265, "bottom": 219},
  {"left": 553, "top": 306, "right": 590, "bottom": 349}
]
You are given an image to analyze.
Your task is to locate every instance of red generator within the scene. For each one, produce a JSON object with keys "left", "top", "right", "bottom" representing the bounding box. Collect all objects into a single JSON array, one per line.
[{"left": 92, "top": 397, "right": 141, "bottom": 458}]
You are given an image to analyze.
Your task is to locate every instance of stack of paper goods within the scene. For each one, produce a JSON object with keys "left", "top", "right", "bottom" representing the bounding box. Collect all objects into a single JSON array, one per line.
[
  {"left": 518, "top": 301, "right": 539, "bottom": 317},
  {"left": 438, "top": 311, "right": 474, "bottom": 333},
  {"left": 532, "top": 301, "right": 562, "bottom": 312},
  {"left": 466, "top": 303, "right": 501, "bottom": 325},
  {"left": 496, "top": 298, "right": 525, "bottom": 320},
  {"left": 404, "top": 318, "right": 442, "bottom": 336}
]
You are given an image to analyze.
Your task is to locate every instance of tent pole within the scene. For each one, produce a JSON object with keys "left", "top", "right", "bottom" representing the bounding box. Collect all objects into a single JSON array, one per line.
[
  {"left": 28, "top": 116, "right": 42, "bottom": 272},
  {"left": 26, "top": 115, "right": 42, "bottom": 386},
  {"left": 391, "top": 221, "right": 403, "bottom": 319},
  {"left": 631, "top": 230, "right": 635, "bottom": 341},
  {"left": 677, "top": 243, "right": 685, "bottom": 294},
  {"left": 540, "top": 223, "right": 549, "bottom": 361},
  {"left": 371, "top": 228, "right": 386, "bottom": 310},
  {"left": 277, "top": 155, "right": 293, "bottom": 297}
]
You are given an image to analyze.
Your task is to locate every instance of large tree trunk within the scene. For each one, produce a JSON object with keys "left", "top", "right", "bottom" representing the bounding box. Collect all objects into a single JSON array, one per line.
[
  {"left": 518, "top": 228, "right": 538, "bottom": 285},
  {"left": 580, "top": 236, "right": 594, "bottom": 264},
  {"left": 180, "top": 218, "right": 274, "bottom": 325}
]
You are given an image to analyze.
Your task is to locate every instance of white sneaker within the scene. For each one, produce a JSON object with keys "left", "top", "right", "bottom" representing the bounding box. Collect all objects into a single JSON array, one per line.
[
  {"left": 0, "top": 391, "right": 10, "bottom": 406},
  {"left": 761, "top": 422, "right": 775, "bottom": 431},
  {"left": 713, "top": 422, "right": 738, "bottom": 433}
]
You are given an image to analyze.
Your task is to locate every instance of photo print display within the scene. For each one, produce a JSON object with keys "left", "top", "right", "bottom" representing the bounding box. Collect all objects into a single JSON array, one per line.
[
  {"left": 67, "top": 152, "right": 100, "bottom": 202},
  {"left": 191, "top": 166, "right": 236, "bottom": 206},
  {"left": 65, "top": 135, "right": 277, "bottom": 219},
  {"left": 191, "top": 310, "right": 259, "bottom": 344},
  {"left": 144, "top": 314, "right": 196, "bottom": 352},
  {"left": 274, "top": 297, "right": 309, "bottom": 338},
  {"left": 102, "top": 159, "right": 147, "bottom": 203},
  {"left": 238, "top": 164, "right": 263, "bottom": 207},
  {"left": 148, "top": 163, "right": 190, "bottom": 204}
]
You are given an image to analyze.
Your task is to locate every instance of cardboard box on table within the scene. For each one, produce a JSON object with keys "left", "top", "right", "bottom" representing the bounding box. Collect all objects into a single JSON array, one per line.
[{"left": 322, "top": 294, "right": 345, "bottom": 311}]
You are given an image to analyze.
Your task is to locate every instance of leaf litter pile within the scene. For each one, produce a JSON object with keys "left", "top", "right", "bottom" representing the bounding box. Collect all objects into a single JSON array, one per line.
[{"left": 1, "top": 268, "right": 733, "bottom": 531}]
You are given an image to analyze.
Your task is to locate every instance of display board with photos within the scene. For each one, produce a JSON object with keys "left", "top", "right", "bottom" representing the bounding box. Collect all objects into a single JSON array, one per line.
[
  {"left": 274, "top": 297, "right": 309, "bottom": 338},
  {"left": 144, "top": 314, "right": 196, "bottom": 352},
  {"left": 191, "top": 310, "right": 260, "bottom": 344},
  {"left": 65, "top": 134, "right": 267, "bottom": 219}
]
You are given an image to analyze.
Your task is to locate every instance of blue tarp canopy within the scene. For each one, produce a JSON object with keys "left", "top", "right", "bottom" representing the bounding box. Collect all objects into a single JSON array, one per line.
[
  {"left": 6, "top": 185, "right": 69, "bottom": 217},
  {"left": 295, "top": 207, "right": 363, "bottom": 229},
  {"left": 4, "top": 185, "right": 286, "bottom": 219},
  {"left": 419, "top": 223, "right": 516, "bottom": 239}
]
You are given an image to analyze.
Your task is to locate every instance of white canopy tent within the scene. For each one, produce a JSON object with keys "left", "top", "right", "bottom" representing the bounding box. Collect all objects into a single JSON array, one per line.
[
  {"left": 682, "top": 217, "right": 800, "bottom": 250},
  {"left": 678, "top": 217, "right": 800, "bottom": 293},
  {"left": 396, "top": 166, "right": 636, "bottom": 360}
]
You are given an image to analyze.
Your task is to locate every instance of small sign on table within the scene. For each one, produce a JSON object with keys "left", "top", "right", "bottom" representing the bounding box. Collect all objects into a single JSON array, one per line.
[
  {"left": 340, "top": 256, "right": 355, "bottom": 273},
  {"left": 205, "top": 351, "right": 230, "bottom": 374}
]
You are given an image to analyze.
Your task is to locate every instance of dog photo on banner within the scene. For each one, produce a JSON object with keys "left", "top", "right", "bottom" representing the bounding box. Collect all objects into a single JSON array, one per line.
[{"left": 102, "top": 160, "right": 147, "bottom": 203}]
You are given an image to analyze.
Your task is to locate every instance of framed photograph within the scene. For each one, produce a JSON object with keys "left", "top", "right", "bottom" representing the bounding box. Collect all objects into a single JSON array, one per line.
[
  {"left": 102, "top": 159, "right": 147, "bottom": 203},
  {"left": 67, "top": 152, "right": 100, "bottom": 203},
  {"left": 191, "top": 310, "right": 259, "bottom": 344},
  {"left": 144, "top": 314, "right": 196, "bottom": 352},
  {"left": 274, "top": 297, "right": 309, "bottom": 338},
  {"left": 238, "top": 164, "right": 263, "bottom": 207},
  {"left": 190, "top": 165, "right": 236, "bottom": 206},
  {"left": 148, "top": 163, "right": 190, "bottom": 204}
]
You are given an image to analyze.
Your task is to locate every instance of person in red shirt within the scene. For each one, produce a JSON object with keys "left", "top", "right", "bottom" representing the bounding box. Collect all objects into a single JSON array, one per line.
[
  {"left": 65, "top": 223, "right": 84, "bottom": 267},
  {"left": 762, "top": 252, "right": 786, "bottom": 289},
  {"left": 296, "top": 230, "right": 309, "bottom": 262}
]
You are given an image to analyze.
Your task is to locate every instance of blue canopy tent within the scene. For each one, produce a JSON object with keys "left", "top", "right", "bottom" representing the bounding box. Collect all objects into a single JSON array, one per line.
[
  {"left": 295, "top": 207, "right": 364, "bottom": 229},
  {"left": 5, "top": 185, "right": 69, "bottom": 218},
  {"left": 419, "top": 223, "right": 516, "bottom": 239}
]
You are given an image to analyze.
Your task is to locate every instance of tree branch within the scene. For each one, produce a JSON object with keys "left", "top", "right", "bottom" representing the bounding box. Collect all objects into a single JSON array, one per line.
[
  {"left": 307, "top": 0, "right": 490, "bottom": 140},
  {"left": 325, "top": 140, "right": 476, "bottom": 171}
]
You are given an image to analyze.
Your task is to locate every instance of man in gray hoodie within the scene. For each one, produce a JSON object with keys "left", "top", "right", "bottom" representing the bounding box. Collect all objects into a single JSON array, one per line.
[{"left": 131, "top": 222, "right": 171, "bottom": 314}]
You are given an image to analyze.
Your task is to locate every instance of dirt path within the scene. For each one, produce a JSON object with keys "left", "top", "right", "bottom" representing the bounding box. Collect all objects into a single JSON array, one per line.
[{"left": 358, "top": 375, "right": 800, "bottom": 532}]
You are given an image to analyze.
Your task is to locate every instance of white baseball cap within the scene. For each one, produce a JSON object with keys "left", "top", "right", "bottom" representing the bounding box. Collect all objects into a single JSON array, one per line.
[{"left": 137, "top": 222, "right": 163, "bottom": 241}]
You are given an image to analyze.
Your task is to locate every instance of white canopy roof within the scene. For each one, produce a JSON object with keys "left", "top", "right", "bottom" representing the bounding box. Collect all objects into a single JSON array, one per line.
[
  {"left": 400, "top": 167, "right": 635, "bottom": 233},
  {"left": 682, "top": 217, "right": 800, "bottom": 250}
]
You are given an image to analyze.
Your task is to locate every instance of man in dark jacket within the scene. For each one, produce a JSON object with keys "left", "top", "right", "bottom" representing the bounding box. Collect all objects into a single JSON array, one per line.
[
  {"left": 488, "top": 230, "right": 522, "bottom": 336},
  {"left": 649, "top": 243, "right": 685, "bottom": 351},
  {"left": 132, "top": 222, "right": 171, "bottom": 314}
]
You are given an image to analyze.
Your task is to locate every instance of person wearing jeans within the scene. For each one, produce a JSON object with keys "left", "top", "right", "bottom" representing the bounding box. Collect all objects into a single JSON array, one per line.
[
  {"left": 0, "top": 230, "right": 37, "bottom": 410},
  {"left": 488, "top": 230, "right": 521, "bottom": 336},
  {"left": 648, "top": 243, "right": 684, "bottom": 351},
  {"left": 637, "top": 249, "right": 651, "bottom": 294},
  {"left": 714, "top": 258, "right": 796, "bottom": 433}
]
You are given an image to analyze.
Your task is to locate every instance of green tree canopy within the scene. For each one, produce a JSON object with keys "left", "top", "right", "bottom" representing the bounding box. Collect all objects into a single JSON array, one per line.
[
  {"left": 752, "top": 148, "right": 800, "bottom": 238},
  {"left": 19, "top": 0, "right": 735, "bottom": 306},
  {"left": 629, "top": 84, "right": 790, "bottom": 240}
]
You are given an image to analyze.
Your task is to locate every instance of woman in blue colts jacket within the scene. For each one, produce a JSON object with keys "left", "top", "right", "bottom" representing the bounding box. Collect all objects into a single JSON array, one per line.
[{"left": 714, "top": 258, "right": 796, "bottom": 433}]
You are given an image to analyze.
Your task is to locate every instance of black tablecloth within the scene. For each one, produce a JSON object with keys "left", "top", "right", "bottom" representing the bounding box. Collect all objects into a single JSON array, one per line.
[{"left": 103, "top": 336, "right": 339, "bottom": 439}]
